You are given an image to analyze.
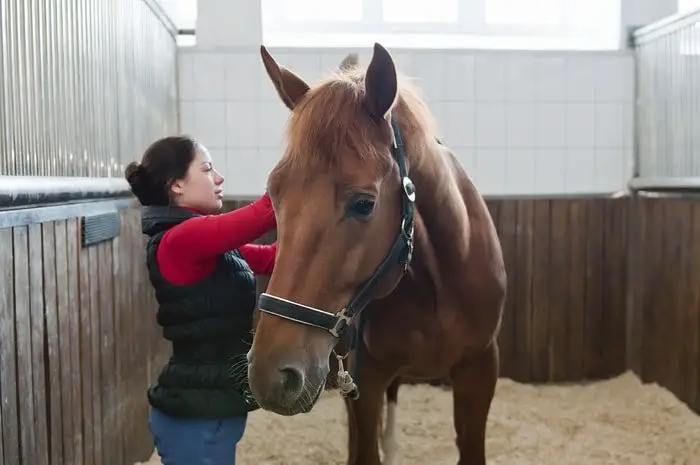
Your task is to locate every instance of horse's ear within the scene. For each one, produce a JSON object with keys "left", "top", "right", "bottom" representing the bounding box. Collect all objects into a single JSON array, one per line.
[
  {"left": 339, "top": 53, "right": 359, "bottom": 71},
  {"left": 364, "top": 43, "right": 398, "bottom": 122},
  {"left": 260, "top": 45, "right": 310, "bottom": 110}
]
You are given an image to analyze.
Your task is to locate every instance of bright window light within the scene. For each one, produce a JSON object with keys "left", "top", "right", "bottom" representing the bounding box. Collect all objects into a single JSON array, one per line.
[
  {"left": 678, "top": 0, "right": 700, "bottom": 14},
  {"left": 382, "top": 0, "right": 459, "bottom": 23},
  {"left": 283, "top": 0, "right": 363, "bottom": 22},
  {"left": 485, "top": 0, "right": 561, "bottom": 26}
]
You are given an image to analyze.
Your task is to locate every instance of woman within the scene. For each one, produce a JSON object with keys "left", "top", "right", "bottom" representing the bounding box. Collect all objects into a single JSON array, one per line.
[{"left": 124, "top": 135, "right": 276, "bottom": 465}]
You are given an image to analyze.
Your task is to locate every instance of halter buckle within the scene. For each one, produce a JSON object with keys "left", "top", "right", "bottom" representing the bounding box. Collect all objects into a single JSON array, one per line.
[
  {"left": 329, "top": 308, "right": 352, "bottom": 338},
  {"left": 399, "top": 217, "right": 415, "bottom": 272}
]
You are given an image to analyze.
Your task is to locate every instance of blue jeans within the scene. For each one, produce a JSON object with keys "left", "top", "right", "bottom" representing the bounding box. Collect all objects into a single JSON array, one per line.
[{"left": 148, "top": 408, "right": 247, "bottom": 465}]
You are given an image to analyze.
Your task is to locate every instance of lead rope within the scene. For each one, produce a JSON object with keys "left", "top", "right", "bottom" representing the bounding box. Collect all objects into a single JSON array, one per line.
[
  {"left": 335, "top": 309, "right": 366, "bottom": 399},
  {"left": 336, "top": 354, "right": 357, "bottom": 397}
]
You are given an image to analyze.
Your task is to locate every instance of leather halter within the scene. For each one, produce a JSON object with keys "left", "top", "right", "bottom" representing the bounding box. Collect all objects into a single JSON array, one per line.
[{"left": 257, "top": 116, "right": 416, "bottom": 399}]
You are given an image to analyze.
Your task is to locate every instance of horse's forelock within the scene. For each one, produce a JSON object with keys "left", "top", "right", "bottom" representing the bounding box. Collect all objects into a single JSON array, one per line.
[{"left": 275, "top": 68, "right": 437, "bottom": 182}]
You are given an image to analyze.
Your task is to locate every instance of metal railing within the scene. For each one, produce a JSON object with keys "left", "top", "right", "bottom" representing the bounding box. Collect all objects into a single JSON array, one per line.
[
  {"left": 0, "top": 0, "right": 179, "bottom": 178},
  {"left": 630, "top": 8, "right": 700, "bottom": 191}
]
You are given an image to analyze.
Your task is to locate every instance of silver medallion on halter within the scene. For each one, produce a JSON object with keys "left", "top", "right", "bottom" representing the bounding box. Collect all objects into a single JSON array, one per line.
[{"left": 402, "top": 176, "right": 416, "bottom": 203}]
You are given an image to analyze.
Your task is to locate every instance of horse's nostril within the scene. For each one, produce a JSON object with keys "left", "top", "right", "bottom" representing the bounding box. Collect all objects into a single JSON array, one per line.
[{"left": 279, "top": 366, "right": 304, "bottom": 394}]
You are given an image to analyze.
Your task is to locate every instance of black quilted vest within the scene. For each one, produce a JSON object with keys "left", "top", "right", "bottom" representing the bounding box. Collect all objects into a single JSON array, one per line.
[{"left": 141, "top": 206, "right": 259, "bottom": 418}]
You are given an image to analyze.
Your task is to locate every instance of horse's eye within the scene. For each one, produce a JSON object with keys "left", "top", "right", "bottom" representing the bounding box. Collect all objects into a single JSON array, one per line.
[{"left": 347, "top": 197, "right": 375, "bottom": 217}]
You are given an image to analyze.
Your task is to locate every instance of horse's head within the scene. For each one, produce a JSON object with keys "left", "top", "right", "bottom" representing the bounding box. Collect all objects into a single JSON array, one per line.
[{"left": 247, "top": 43, "right": 425, "bottom": 415}]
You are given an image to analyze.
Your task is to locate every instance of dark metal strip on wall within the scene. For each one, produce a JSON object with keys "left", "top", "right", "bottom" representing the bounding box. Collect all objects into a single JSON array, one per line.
[
  {"left": 0, "top": 0, "right": 179, "bottom": 178},
  {"left": 0, "top": 176, "right": 131, "bottom": 209},
  {"left": 0, "top": 176, "right": 134, "bottom": 228}
]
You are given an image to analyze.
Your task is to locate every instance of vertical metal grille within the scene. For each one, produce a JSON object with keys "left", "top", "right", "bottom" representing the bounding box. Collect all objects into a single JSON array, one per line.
[
  {"left": 0, "top": 0, "right": 179, "bottom": 178},
  {"left": 632, "top": 10, "right": 700, "bottom": 181}
]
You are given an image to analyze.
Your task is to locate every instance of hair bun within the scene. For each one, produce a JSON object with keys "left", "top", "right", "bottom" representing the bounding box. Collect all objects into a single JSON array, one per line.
[
  {"left": 124, "top": 161, "right": 150, "bottom": 202},
  {"left": 125, "top": 161, "right": 144, "bottom": 185}
]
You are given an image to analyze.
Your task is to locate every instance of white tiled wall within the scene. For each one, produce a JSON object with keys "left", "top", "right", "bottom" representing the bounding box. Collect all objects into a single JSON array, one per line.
[{"left": 178, "top": 47, "right": 635, "bottom": 197}]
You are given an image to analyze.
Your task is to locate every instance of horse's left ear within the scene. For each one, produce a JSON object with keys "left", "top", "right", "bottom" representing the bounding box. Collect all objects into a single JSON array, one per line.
[
  {"left": 260, "top": 45, "right": 310, "bottom": 110},
  {"left": 364, "top": 43, "right": 398, "bottom": 122}
]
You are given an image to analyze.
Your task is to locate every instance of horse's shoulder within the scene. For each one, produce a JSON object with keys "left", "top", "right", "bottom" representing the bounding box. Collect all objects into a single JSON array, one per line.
[
  {"left": 436, "top": 143, "right": 478, "bottom": 202},
  {"left": 437, "top": 142, "right": 501, "bottom": 243}
]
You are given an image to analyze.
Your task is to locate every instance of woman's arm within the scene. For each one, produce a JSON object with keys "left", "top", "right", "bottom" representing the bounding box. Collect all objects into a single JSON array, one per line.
[
  {"left": 239, "top": 242, "right": 277, "bottom": 275},
  {"left": 156, "top": 193, "right": 276, "bottom": 285},
  {"left": 162, "top": 193, "right": 275, "bottom": 259}
]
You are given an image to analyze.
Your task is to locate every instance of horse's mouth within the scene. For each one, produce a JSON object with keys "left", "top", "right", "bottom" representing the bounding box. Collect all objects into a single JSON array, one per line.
[{"left": 274, "top": 378, "right": 326, "bottom": 416}]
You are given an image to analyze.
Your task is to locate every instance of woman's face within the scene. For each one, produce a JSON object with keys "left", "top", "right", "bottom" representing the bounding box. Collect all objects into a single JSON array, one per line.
[{"left": 170, "top": 145, "right": 225, "bottom": 214}]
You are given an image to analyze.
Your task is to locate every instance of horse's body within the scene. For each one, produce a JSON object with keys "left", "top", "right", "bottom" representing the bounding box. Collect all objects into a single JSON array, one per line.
[{"left": 247, "top": 43, "right": 506, "bottom": 465}]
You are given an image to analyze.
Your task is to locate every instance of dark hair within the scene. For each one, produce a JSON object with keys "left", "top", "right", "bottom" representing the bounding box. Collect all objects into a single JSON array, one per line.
[{"left": 125, "top": 135, "right": 197, "bottom": 206}]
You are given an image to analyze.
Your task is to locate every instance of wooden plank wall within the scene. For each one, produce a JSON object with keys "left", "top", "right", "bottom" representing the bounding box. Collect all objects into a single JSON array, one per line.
[
  {"left": 626, "top": 195, "right": 700, "bottom": 414},
  {"left": 223, "top": 197, "right": 631, "bottom": 385},
  {"left": 3, "top": 194, "right": 695, "bottom": 465},
  {"left": 189, "top": 195, "right": 700, "bottom": 417},
  {"left": 0, "top": 206, "right": 170, "bottom": 465},
  {"left": 485, "top": 196, "right": 629, "bottom": 383}
]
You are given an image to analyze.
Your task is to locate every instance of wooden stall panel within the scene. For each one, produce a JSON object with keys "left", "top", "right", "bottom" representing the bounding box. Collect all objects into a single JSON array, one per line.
[
  {"left": 225, "top": 196, "right": 630, "bottom": 385},
  {"left": 0, "top": 205, "right": 170, "bottom": 465},
  {"left": 0, "top": 228, "right": 19, "bottom": 464},
  {"left": 548, "top": 199, "right": 571, "bottom": 382},
  {"left": 490, "top": 196, "right": 629, "bottom": 383},
  {"left": 55, "top": 220, "right": 76, "bottom": 465},
  {"left": 497, "top": 200, "right": 518, "bottom": 379},
  {"left": 690, "top": 203, "right": 700, "bottom": 412},
  {"left": 119, "top": 208, "right": 136, "bottom": 464},
  {"left": 79, "top": 217, "right": 95, "bottom": 465},
  {"left": 512, "top": 199, "right": 535, "bottom": 382},
  {"left": 224, "top": 197, "right": 630, "bottom": 385},
  {"left": 602, "top": 198, "right": 629, "bottom": 377},
  {"left": 13, "top": 226, "right": 36, "bottom": 465},
  {"left": 42, "top": 222, "right": 64, "bottom": 464},
  {"left": 67, "top": 218, "right": 84, "bottom": 465},
  {"left": 583, "top": 199, "right": 605, "bottom": 380},
  {"left": 627, "top": 196, "right": 700, "bottom": 414},
  {"left": 98, "top": 240, "right": 117, "bottom": 465},
  {"left": 88, "top": 233, "right": 104, "bottom": 465},
  {"left": 5, "top": 193, "right": 700, "bottom": 464},
  {"left": 566, "top": 199, "right": 587, "bottom": 381},
  {"left": 28, "top": 224, "right": 49, "bottom": 465}
]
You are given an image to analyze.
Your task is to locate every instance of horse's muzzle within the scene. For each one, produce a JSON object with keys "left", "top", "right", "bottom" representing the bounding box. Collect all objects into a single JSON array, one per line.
[{"left": 247, "top": 357, "right": 328, "bottom": 415}]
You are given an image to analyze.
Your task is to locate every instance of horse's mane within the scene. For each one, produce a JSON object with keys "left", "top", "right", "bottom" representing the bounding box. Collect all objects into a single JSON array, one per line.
[{"left": 274, "top": 65, "right": 440, "bottom": 181}]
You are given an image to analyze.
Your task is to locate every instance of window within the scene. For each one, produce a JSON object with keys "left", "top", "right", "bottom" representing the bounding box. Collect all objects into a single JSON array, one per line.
[
  {"left": 383, "top": 0, "right": 459, "bottom": 24},
  {"left": 674, "top": 4, "right": 700, "bottom": 56},
  {"left": 678, "top": 0, "right": 700, "bottom": 14},
  {"left": 157, "top": 0, "right": 197, "bottom": 29},
  {"left": 261, "top": 0, "right": 621, "bottom": 50},
  {"left": 282, "top": 0, "right": 362, "bottom": 22},
  {"left": 485, "top": 0, "right": 561, "bottom": 27},
  {"left": 156, "top": 0, "right": 197, "bottom": 46}
]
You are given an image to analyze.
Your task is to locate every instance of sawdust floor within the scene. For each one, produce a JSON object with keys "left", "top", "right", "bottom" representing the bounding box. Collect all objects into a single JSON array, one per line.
[{"left": 135, "top": 371, "right": 700, "bottom": 464}]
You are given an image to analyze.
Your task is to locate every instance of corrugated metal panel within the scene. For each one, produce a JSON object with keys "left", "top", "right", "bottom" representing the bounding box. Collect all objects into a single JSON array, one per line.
[
  {"left": 0, "top": 0, "right": 178, "bottom": 177},
  {"left": 632, "top": 10, "right": 700, "bottom": 181}
]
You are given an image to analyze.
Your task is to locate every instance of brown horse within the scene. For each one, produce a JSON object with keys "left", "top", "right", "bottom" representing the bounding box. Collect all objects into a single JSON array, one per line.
[{"left": 246, "top": 42, "right": 506, "bottom": 465}]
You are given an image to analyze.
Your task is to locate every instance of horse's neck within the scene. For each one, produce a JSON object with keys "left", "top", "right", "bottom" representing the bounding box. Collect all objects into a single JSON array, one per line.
[{"left": 409, "top": 144, "right": 471, "bottom": 280}]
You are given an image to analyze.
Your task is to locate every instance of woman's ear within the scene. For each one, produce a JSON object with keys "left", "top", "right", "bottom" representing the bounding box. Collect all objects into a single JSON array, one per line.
[{"left": 170, "top": 178, "right": 186, "bottom": 197}]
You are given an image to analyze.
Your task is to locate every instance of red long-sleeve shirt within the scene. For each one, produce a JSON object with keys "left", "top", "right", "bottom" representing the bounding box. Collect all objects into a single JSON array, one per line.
[{"left": 156, "top": 193, "right": 277, "bottom": 285}]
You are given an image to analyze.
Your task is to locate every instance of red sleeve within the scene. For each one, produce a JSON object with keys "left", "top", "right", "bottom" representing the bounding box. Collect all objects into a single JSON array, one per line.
[
  {"left": 239, "top": 242, "right": 277, "bottom": 275},
  {"left": 156, "top": 193, "right": 276, "bottom": 285}
]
